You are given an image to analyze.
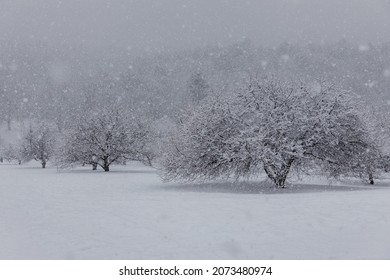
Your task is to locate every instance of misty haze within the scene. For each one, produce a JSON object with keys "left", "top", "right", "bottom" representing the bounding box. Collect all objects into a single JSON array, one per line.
[{"left": 1, "top": 0, "right": 390, "bottom": 260}]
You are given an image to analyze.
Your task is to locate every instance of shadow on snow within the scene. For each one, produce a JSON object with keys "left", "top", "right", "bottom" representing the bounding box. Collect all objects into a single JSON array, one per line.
[
  {"left": 56, "top": 168, "right": 157, "bottom": 174},
  {"left": 162, "top": 180, "right": 379, "bottom": 195}
]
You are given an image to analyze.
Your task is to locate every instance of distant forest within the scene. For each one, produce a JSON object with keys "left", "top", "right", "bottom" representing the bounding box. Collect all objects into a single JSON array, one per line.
[{"left": 1, "top": 39, "right": 390, "bottom": 132}]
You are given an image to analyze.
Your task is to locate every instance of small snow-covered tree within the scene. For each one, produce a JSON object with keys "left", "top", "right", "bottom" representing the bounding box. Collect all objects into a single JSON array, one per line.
[
  {"left": 128, "top": 120, "right": 156, "bottom": 166},
  {"left": 162, "top": 78, "right": 381, "bottom": 187},
  {"left": 365, "top": 109, "right": 390, "bottom": 172},
  {"left": 58, "top": 106, "right": 153, "bottom": 171},
  {"left": 21, "top": 123, "right": 56, "bottom": 168},
  {"left": 1, "top": 144, "right": 23, "bottom": 164}
]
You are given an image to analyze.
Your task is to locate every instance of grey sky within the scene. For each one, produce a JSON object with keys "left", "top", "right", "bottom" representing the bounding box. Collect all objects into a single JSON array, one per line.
[{"left": 1, "top": 0, "right": 390, "bottom": 52}]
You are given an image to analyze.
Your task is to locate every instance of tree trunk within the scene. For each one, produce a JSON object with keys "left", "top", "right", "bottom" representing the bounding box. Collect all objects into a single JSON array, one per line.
[
  {"left": 368, "top": 173, "right": 374, "bottom": 185},
  {"left": 263, "top": 157, "right": 295, "bottom": 188},
  {"left": 145, "top": 156, "right": 153, "bottom": 167},
  {"left": 264, "top": 166, "right": 289, "bottom": 187},
  {"left": 0, "top": 157, "right": 3, "bottom": 163},
  {"left": 92, "top": 162, "right": 97, "bottom": 170},
  {"left": 103, "top": 157, "right": 110, "bottom": 172},
  {"left": 42, "top": 161, "right": 46, "bottom": 168}
]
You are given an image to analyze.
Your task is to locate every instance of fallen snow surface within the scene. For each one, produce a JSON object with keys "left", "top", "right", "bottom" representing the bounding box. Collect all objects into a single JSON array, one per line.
[{"left": 1, "top": 162, "right": 390, "bottom": 259}]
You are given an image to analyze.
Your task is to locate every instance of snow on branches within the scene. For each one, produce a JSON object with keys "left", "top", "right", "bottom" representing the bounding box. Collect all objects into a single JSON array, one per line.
[
  {"left": 56, "top": 105, "right": 154, "bottom": 171},
  {"left": 161, "top": 77, "right": 382, "bottom": 187},
  {"left": 20, "top": 122, "right": 56, "bottom": 168}
]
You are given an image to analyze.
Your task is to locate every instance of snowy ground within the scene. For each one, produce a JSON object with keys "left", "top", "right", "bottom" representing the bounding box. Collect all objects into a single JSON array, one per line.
[{"left": 1, "top": 161, "right": 390, "bottom": 260}]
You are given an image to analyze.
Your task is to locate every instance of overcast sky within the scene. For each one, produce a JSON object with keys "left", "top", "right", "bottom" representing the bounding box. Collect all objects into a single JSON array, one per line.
[{"left": 1, "top": 0, "right": 390, "bottom": 52}]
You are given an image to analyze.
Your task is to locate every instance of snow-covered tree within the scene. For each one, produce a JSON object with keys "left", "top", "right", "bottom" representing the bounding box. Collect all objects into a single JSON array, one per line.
[
  {"left": 128, "top": 120, "right": 156, "bottom": 166},
  {"left": 57, "top": 106, "right": 153, "bottom": 171},
  {"left": 21, "top": 123, "right": 56, "bottom": 168},
  {"left": 0, "top": 144, "right": 23, "bottom": 164},
  {"left": 161, "top": 78, "right": 381, "bottom": 187}
]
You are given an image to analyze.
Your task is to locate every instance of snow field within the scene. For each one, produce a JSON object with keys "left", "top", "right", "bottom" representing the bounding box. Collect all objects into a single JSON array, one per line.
[{"left": 1, "top": 162, "right": 390, "bottom": 259}]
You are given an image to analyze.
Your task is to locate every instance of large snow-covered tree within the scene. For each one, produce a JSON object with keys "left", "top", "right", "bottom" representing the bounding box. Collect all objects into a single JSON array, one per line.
[{"left": 161, "top": 78, "right": 381, "bottom": 187}]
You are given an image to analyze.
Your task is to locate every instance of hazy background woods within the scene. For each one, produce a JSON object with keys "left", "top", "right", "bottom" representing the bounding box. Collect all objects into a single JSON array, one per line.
[{"left": 1, "top": 0, "right": 390, "bottom": 132}]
